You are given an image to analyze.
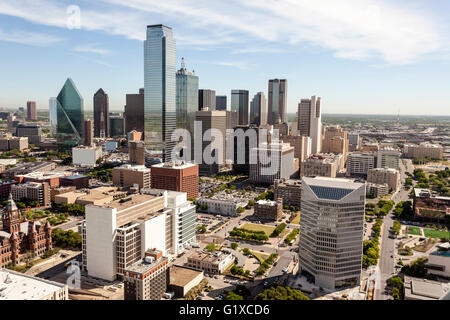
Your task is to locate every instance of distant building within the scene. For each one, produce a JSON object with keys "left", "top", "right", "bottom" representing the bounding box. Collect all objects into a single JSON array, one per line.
[
  {"left": 109, "top": 115, "right": 125, "bottom": 138},
  {"left": 123, "top": 249, "right": 169, "bottom": 300},
  {"left": 59, "top": 175, "right": 89, "bottom": 189},
  {"left": 151, "top": 162, "right": 199, "bottom": 199},
  {"left": 348, "top": 132, "right": 360, "bottom": 152},
  {"left": 322, "top": 125, "right": 349, "bottom": 167},
  {"left": 254, "top": 199, "right": 283, "bottom": 221},
  {"left": 2, "top": 162, "right": 56, "bottom": 179},
  {"left": 367, "top": 168, "right": 400, "bottom": 192},
  {"left": 274, "top": 178, "right": 302, "bottom": 209},
  {"left": 216, "top": 95, "right": 227, "bottom": 111},
  {"left": 83, "top": 119, "right": 93, "bottom": 146},
  {"left": 16, "top": 124, "right": 42, "bottom": 146},
  {"left": 93, "top": 88, "right": 110, "bottom": 138},
  {"left": 112, "top": 164, "right": 151, "bottom": 190},
  {"left": 268, "top": 79, "right": 287, "bottom": 125},
  {"left": 249, "top": 142, "right": 294, "bottom": 184},
  {"left": 124, "top": 88, "right": 144, "bottom": 135},
  {"left": 198, "top": 89, "right": 216, "bottom": 111},
  {"left": 72, "top": 146, "right": 102, "bottom": 167},
  {"left": 196, "top": 198, "right": 246, "bottom": 217},
  {"left": 0, "top": 269, "right": 68, "bottom": 300},
  {"left": 249, "top": 92, "right": 267, "bottom": 126},
  {"left": 413, "top": 188, "right": 450, "bottom": 224},
  {"left": 299, "top": 177, "right": 365, "bottom": 291},
  {"left": 281, "top": 135, "right": 312, "bottom": 163},
  {"left": 186, "top": 250, "right": 234, "bottom": 275},
  {"left": 129, "top": 140, "right": 145, "bottom": 166},
  {"left": 301, "top": 154, "right": 341, "bottom": 178},
  {"left": 26, "top": 101, "right": 37, "bottom": 121},
  {"left": 11, "top": 182, "right": 50, "bottom": 207},
  {"left": 297, "top": 96, "right": 322, "bottom": 154},
  {"left": 15, "top": 171, "right": 71, "bottom": 188},
  {"left": 366, "top": 182, "right": 389, "bottom": 198},
  {"left": 346, "top": 152, "right": 375, "bottom": 177},
  {"left": 376, "top": 149, "right": 401, "bottom": 170},
  {"left": 403, "top": 143, "right": 444, "bottom": 160},
  {"left": 128, "top": 130, "right": 142, "bottom": 142},
  {"left": 231, "top": 90, "right": 249, "bottom": 127}
]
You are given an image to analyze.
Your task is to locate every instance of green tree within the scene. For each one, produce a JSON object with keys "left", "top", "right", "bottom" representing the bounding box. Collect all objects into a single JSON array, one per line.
[
  {"left": 231, "top": 242, "right": 238, "bottom": 250},
  {"left": 206, "top": 243, "right": 216, "bottom": 252}
]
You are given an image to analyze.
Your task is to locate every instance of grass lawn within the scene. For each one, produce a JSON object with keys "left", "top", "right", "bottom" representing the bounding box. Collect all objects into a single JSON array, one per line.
[
  {"left": 251, "top": 251, "right": 269, "bottom": 264},
  {"left": 423, "top": 229, "right": 450, "bottom": 240},
  {"left": 291, "top": 213, "right": 300, "bottom": 225},
  {"left": 408, "top": 227, "right": 421, "bottom": 236},
  {"left": 241, "top": 223, "right": 275, "bottom": 236}
]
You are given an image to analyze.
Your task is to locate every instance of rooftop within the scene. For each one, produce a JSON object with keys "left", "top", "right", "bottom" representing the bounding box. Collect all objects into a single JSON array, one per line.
[
  {"left": 152, "top": 161, "right": 197, "bottom": 170},
  {"left": 17, "top": 171, "right": 71, "bottom": 180},
  {"left": 169, "top": 266, "right": 203, "bottom": 287},
  {"left": 0, "top": 270, "right": 66, "bottom": 300},
  {"left": 404, "top": 276, "right": 450, "bottom": 300},
  {"left": 303, "top": 177, "right": 365, "bottom": 201},
  {"left": 102, "top": 193, "right": 158, "bottom": 211},
  {"left": 125, "top": 256, "right": 168, "bottom": 275},
  {"left": 115, "top": 164, "right": 150, "bottom": 172}
]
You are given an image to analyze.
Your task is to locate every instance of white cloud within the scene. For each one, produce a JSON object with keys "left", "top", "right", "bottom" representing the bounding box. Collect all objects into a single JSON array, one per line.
[
  {"left": 74, "top": 44, "right": 110, "bottom": 56},
  {"left": 0, "top": 28, "right": 63, "bottom": 46},
  {"left": 0, "top": 0, "right": 445, "bottom": 64}
]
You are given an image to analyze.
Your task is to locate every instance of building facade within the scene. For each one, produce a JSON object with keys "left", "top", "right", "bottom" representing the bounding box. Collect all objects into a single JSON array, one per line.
[
  {"left": 268, "top": 79, "right": 287, "bottom": 125},
  {"left": 124, "top": 89, "right": 145, "bottom": 135},
  {"left": 27, "top": 101, "right": 37, "bottom": 121},
  {"left": 151, "top": 162, "right": 199, "bottom": 199},
  {"left": 274, "top": 178, "right": 302, "bottom": 209},
  {"left": 16, "top": 124, "right": 42, "bottom": 146},
  {"left": 249, "top": 92, "right": 267, "bottom": 126},
  {"left": 231, "top": 90, "right": 249, "bottom": 127},
  {"left": 93, "top": 88, "right": 110, "bottom": 138},
  {"left": 112, "top": 165, "right": 151, "bottom": 190},
  {"left": 198, "top": 89, "right": 216, "bottom": 111},
  {"left": 11, "top": 182, "right": 50, "bottom": 207},
  {"left": 367, "top": 168, "right": 400, "bottom": 192},
  {"left": 216, "top": 95, "right": 227, "bottom": 111},
  {"left": 346, "top": 152, "right": 375, "bottom": 177},
  {"left": 299, "top": 177, "right": 365, "bottom": 291},
  {"left": 254, "top": 199, "right": 283, "bottom": 221},
  {"left": 297, "top": 96, "right": 322, "bottom": 154}
]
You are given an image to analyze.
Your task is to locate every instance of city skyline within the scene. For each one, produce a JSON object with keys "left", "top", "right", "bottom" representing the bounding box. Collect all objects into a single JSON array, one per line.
[{"left": 1, "top": 1, "right": 450, "bottom": 116}]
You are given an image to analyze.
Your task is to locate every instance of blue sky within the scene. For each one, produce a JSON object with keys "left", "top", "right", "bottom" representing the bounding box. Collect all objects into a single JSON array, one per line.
[{"left": 1, "top": 0, "right": 450, "bottom": 115}]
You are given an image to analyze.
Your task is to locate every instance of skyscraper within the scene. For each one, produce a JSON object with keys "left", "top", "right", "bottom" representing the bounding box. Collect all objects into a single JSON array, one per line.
[
  {"left": 298, "top": 96, "right": 322, "bottom": 154},
  {"left": 268, "top": 79, "right": 287, "bottom": 125},
  {"left": 299, "top": 177, "right": 365, "bottom": 291},
  {"left": 144, "top": 25, "right": 176, "bottom": 163},
  {"left": 198, "top": 89, "right": 216, "bottom": 111},
  {"left": 249, "top": 92, "right": 267, "bottom": 126},
  {"left": 176, "top": 59, "right": 198, "bottom": 160},
  {"left": 55, "top": 78, "right": 84, "bottom": 151},
  {"left": 93, "top": 88, "right": 110, "bottom": 138},
  {"left": 231, "top": 90, "right": 249, "bottom": 127},
  {"left": 84, "top": 119, "right": 93, "bottom": 146},
  {"left": 49, "top": 97, "right": 57, "bottom": 137},
  {"left": 27, "top": 101, "right": 37, "bottom": 121},
  {"left": 124, "top": 88, "right": 144, "bottom": 135},
  {"left": 216, "top": 95, "right": 227, "bottom": 111}
]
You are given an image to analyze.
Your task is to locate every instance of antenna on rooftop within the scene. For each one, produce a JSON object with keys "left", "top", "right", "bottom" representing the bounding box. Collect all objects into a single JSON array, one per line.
[{"left": 181, "top": 57, "right": 185, "bottom": 70}]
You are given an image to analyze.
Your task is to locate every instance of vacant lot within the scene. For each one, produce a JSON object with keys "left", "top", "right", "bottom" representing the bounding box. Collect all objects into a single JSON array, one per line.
[
  {"left": 407, "top": 227, "right": 421, "bottom": 236},
  {"left": 423, "top": 229, "right": 450, "bottom": 240},
  {"left": 241, "top": 223, "right": 275, "bottom": 236},
  {"left": 291, "top": 213, "right": 300, "bottom": 225}
]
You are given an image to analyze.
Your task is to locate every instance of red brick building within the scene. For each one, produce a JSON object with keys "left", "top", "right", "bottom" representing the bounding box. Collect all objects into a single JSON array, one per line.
[
  {"left": 151, "top": 162, "right": 199, "bottom": 199},
  {"left": 0, "top": 194, "right": 52, "bottom": 268}
]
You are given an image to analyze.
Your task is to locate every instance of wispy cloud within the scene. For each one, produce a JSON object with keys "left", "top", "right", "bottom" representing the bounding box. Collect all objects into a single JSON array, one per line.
[
  {"left": 74, "top": 44, "right": 110, "bottom": 55},
  {"left": 0, "top": 28, "right": 63, "bottom": 46},
  {"left": 0, "top": 0, "right": 446, "bottom": 64}
]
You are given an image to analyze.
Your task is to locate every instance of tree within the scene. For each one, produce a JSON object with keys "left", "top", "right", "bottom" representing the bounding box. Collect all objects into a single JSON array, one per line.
[
  {"left": 392, "top": 287, "right": 401, "bottom": 300},
  {"left": 237, "top": 207, "right": 245, "bottom": 214},
  {"left": 255, "top": 285, "right": 309, "bottom": 300},
  {"left": 206, "top": 243, "right": 216, "bottom": 252},
  {"left": 225, "top": 291, "right": 244, "bottom": 300},
  {"left": 231, "top": 242, "right": 238, "bottom": 250}
]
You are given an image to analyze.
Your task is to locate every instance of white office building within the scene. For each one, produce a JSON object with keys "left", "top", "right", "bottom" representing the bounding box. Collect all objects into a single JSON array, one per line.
[
  {"left": 299, "top": 177, "right": 366, "bottom": 291},
  {"left": 72, "top": 146, "right": 102, "bottom": 167},
  {"left": 297, "top": 96, "right": 322, "bottom": 154},
  {"left": 376, "top": 149, "right": 401, "bottom": 170}
]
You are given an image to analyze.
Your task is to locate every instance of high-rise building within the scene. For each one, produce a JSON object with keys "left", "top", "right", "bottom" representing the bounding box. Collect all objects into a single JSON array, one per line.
[
  {"left": 110, "top": 115, "right": 125, "bottom": 137},
  {"left": 124, "top": 89, "right": 145, "bottom": 135},
  {"left": 93, "top": 88, "right": 110, "bottom": 138},
  {"left": 11, "top": 182, "right": 51, "bottom": 207},
  {"left": 268, "top": 79, "right": 287, "bottom": 125},
  {"left": 198, "top": 89, "right": 216, "bottom": 111},
  {"left": 49, "top": 98, "right": 57, "bottom": 137},
  {"left": 55, "top": 78, "right": 84, "bottom": 152},
  {"left": 16, "top": 124, "right": 42, "bottom": 146},
  {"left": 281, "top": 135, "right": 311, "bottom": 163},
  {"left": 346, "top": 152, "right": 375, "bottom": 177},
  {"left": 27, "top": 101, "right": 37, "bottom": 121},
  {"left": 194, "top": 110, "right": 227, "bottom": 176},
  {"left": 231, "top": 90, "right": 249, "bottom": 127},
  {"left": 322, "top": 125, "right": 349, "bottom": 168},
  {"left": 176, "top": 59, "right": 198, "bottom": 160},
  {"left": 299, "top": 177, "right": 365, "bottom": 291},
  {"left": 216, "top": 95, "right": 227, "bottom": 111},
  {"left": 298, "top": 96, "right": 322, "bottom": 154},
  {"left": 367, "top": 168, "right": 400, "bottom": 192},
  {"left": 129, "top": 141, "right": 146, "bottom": 165},
  {"left": 376, "top": 149, "right": 401, "bottom": 170},
  {"left": 249, "top": 92, "right": 267, "bottom": 126},
  {"left": 83, "top": 119, "right": 93, "bottom": 146},
  {"left": 112, "top": 164, "right": 151, "bottom": 190},
  {"left": 151, "top": 162, "right": 199, "bottom": 199},
  {"left": 144, "top": 25, "right": 177, "bottom": 163}
]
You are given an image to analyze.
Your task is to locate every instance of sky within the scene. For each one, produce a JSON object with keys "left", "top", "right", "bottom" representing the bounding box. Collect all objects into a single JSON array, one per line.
[{"left": 1, "top": 0, "right": 450, "bottom": 115}]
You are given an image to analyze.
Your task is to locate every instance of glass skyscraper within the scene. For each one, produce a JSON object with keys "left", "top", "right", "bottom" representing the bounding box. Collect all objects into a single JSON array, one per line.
[
  {"left": 49, "top": 97, "right": 57, "bottom": 137},
  {"left": 144, "top": 24, "right": 176, "bottom": 163},
  {"left": 176, "top": 61, "right": 198, "bottom": 160},
  {"left": 55, "top": 78, "right": 84, "bottom": 151},
  {"left": 268, "top": 79, "right": 287, "bottom": 125},
  {"left": 231, "top": 89, "right": 249, "bottom": 127}
]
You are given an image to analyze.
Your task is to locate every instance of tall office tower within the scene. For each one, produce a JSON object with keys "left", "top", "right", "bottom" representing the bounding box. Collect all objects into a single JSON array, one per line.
[
  {"left": 299, "top": 177, "right": 365, "bottom": 291},
  {"left": 93, "top": 88, "right": 110, "bottom": 138},
  {"left": 195, "top": 110, "right": 227, "bottom": 176},
  {"left": 268, "top": 79, "right": 287, "bottom": 125},
  {"left": 198, "top": 89, "right": 216, "bottom": 111},
  {"left": 144, "top": 25, "right": 176, "bottom": 163},
  {"left": 297, "top": 96, "right": 322, "bottom": 154},
  {"left": 27, "top": 101, "right": 37, "bottom": 121},
  {"left": 249, "top": 92, "right": 267, "bottom": 126},
  {"left": 322, "top": 125, "right": 349, "bottom": 168},
  {"left": 83, "top": 119, "right": 93, "bottom": 146},
  {"left": 348, "top": 132, "right": 360, "bottom": 152},
  {"left": 216, "top": 95, "right": 227, "bottom": 111},
  {"left": 290, "top": 112, "right": 298, "bottom": 136},
  {"left": 110, "top": 115, "right": 125, "bottom": 137},
  {"left": 231, "top": 90, "right": 249, "bottom": 127},
  {"left": 124, "top": 88, "right": 145, "bottom": 135},
  {"left": 176, "top": 59, "right": 198, "bottom": 160},
  {"left": 49, "top": 98, "right": 57, "bottom": 137},
  {"left": 55, "top": 78, "right": 84, "bottom": 151}
]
